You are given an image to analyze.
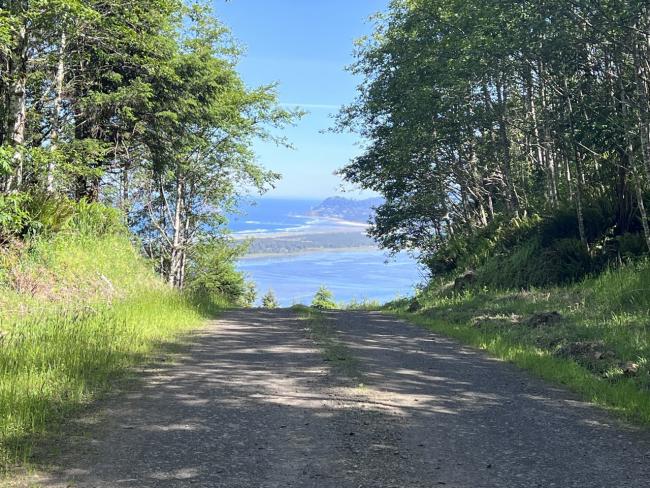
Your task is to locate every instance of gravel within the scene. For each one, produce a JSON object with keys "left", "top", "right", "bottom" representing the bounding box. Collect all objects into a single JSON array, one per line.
[{"left": 24, "top": 309, "right": 650, "bottom": 487}]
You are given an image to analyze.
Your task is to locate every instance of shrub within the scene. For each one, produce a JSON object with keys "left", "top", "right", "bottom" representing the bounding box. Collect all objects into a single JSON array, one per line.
[
  {"left": 424, "top": 214, "right": 543, "bottom": 276},
  {"left": 71, "top": 199, "right": 125, "bottom": 236},
  {"left": 0, "top": 193, "right": 123, "bottom": 242},
  {"left": 185, "top": 239, "right": 255, "bottom": 307},
  {"left": 616, "top": 233, "right": 648, "bottom": 260},
  {"left": 21, "top": 192, "right": 76, "bottom": 237},
  {"left": 538, "top": 201, "right": 615, "bottom": 246},
  {"left": 311, "top": 286, "right": 336, "bottom": 310},
  {"left": 261, "top": 289, "right": 279, "bottom": 309},
  {"left": 477, "top": 237, "right": 593, "bottom": 289},
  {"left": 0, "top": 193, "right": 30, "bottom": 240},
  {"left": 0, "top": 192, "right": 76, "bottom": 240}
]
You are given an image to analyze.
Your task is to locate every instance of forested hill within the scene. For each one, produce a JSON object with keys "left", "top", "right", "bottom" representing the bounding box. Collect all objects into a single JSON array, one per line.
[
  {"left": 309, "top": 197, "right": 383, "bottom": 223},
  {"left": 338, "top": 1, "right": 650, "bottom": 289}
]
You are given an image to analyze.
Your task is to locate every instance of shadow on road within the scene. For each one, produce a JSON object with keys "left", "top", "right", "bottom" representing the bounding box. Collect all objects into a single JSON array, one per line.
[{"left": 31, "top": 309, "right": 650, "bottom": 488}]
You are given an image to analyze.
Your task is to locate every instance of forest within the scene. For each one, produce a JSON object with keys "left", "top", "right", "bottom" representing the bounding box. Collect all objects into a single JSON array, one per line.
[
  {"left": 339, "top": 0, "right": 650, "bottom": 287},
  {"left": 0, "top": 0, "right": 296, "bottom": 290}
]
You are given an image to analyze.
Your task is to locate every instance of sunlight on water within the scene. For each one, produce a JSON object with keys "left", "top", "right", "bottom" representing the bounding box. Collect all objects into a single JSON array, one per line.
[{"left": 238, "top": 249, "right": 422, "bottom": 307}]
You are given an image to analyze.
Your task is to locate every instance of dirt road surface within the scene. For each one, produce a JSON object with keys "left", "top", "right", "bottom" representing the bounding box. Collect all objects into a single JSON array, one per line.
[{"left": 26, "top": 309, "right": 650, "bottom": 487}]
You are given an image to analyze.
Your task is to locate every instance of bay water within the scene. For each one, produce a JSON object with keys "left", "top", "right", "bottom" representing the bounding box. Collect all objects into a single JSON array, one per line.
[{"left": 232, "top": 198, "right": 422, "bottom": 306}]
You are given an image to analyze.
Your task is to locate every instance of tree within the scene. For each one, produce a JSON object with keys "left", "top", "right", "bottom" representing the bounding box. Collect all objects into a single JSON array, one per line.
[
  {"left": 0, "top": 0, "right": 299, "bottom": 289},
  {"left": 136, "top": 6, "right": 297, "bottom": 287},
  {"left": 311, "top": 286, "right": 336, "bottom": 310},
  {"left": 261, "top": 290, "right": 279, "bottom": 309},
  {"left": 337, "top": 0, "right": 650, "bottom": 271}
]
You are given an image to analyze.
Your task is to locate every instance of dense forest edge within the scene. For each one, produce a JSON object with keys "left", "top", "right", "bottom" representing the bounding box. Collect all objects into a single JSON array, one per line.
[{"left": 332, "top": 1, "right": 650, "bottom": 427}]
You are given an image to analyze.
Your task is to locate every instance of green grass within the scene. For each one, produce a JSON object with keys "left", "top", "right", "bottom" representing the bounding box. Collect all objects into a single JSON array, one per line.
[
  {"left": 0, "top": 233, "right": 227, "bottom": 470},
  {"left": 294, "top": 307, "right": 362, "bottom": 380},
  {"left": 387, "top": 259, "right": 650, "bottom": 425}
]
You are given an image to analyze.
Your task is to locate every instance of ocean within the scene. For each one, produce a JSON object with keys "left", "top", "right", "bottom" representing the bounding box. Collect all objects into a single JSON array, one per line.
[
  {"left": 229, "top": 198, "right": 326, "bottom": 235},
  {"left": 231, "top": 198, "right": 422, "bottom": 306}
]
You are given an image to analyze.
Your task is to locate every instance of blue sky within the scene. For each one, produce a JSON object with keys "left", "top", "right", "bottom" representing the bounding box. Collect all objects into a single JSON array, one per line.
[{"left": 214, "top": 0, "right": 387, "bottom": 199}]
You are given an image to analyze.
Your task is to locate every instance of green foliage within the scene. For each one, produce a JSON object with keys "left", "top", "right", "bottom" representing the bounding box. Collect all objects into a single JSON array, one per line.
[
  {"left": 71, "top": 199, "right": 125, "bottom": 237},
  {"left": 0, "top": 193, "right": 126, "bottom": 242},
  {"left": 0, "top": 192, "right": 75, "bottom": 239},
  {"left": 0, "top": 0, "right": 299, "bottom": 290},
  {"left": 261, "top": 289, "right": 279, "bottom": 309},
  {"left": 423, "top": 200, "right": 643, "bottom": 290},
  {"left": 615, "top": 233, "right": 648, "bottom": 261},
  {"left": 0, "top": 229, "right": 228, "bottom": 467},
  {"left": 425, "top": 215, "right": 543, "bottom": 275},
  {"left": 337, "top": 0, "right": 650, "bottom": 283},
  {"left": 185, "top": 239, "right": 256, "bottom": 307},
  {"left": 344, "top": 298, "right": 382, "bottom": 311},
  {"left": 21, "top": 193, "right": 76, "bottom": 237},
  {"left": 476, "top": 238, "right": 593, "bottom": 289},
  {"left": 311, "top": 286, "right": 337, "bottom": 310},
  {"left": 0, "top": 193, "right": 30, "bottom": 240}
]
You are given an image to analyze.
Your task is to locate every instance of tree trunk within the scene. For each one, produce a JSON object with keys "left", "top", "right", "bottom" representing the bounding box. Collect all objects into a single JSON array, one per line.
[
  {"left": 3, "top": 1, "right": 28, "bottom": 193},
  {"left": 564, "top": 80, "right": 588, "bottom": 249},
  {"left": 121, "top": 161, "right": 130, "bottom": 211},
  {"left": 48, "top": 31, "right": 66, "bottom": 193},
  {"left": 635, "top": 180, "right": 650, "bottom": 253},
  {"left": 496, "top": 79, "right": 518, "bottom": 214},
  {"left": 538, "top": 60, "right": 559, "bottom": 205},
  {"left": 634, "top": 39, "right": 650, "bottom": 180},
  {"left": 169, "top": 174, "right": 185, "bottom": 288}
]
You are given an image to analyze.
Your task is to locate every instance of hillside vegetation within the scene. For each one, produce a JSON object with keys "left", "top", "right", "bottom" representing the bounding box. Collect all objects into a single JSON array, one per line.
[
  {"left": 0, "top": 0, "right": 289, "bottom": 470},
  {"left": 0, "top": 200, "right": 233, "bottom": 469},
  {"left": 388, "top": 260, "right": 650, "bottom": 424}
]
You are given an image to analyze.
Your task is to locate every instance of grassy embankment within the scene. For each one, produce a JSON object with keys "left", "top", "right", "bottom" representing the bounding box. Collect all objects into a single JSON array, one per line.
[
  {"left": 386, "top": 260, "right": 650, "bottom": 425},
  {"left": 0, "top": 230, "right": 227, "bottom": 469}
]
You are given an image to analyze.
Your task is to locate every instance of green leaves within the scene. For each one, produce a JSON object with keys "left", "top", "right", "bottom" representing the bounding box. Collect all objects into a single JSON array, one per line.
[{"left": 338, "top": 0, "right": 650, "bottom": 277}]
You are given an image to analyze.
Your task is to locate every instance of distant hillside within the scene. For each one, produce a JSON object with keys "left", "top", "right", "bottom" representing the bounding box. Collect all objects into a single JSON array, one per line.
[{"left": 309, "top": 197, "right": 383, "bottom": 223}]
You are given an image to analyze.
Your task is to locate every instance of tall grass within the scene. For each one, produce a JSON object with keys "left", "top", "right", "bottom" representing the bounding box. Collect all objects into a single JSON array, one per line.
[{"left": 0, "top": 232, "right": 227, "bottom": 469}]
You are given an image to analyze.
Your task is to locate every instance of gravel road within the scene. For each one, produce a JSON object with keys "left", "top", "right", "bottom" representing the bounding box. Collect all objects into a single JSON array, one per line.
[{"left": 27, "top": 309, "right": 650, "bottom": 487}]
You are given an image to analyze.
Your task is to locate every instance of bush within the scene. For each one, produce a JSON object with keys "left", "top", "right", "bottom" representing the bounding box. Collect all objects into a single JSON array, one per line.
[
  {"left": 538, "top": 201, "right": 615, "bottom": 246},
  {"left": 311, "top": 286, "right": 336, "bottom": 310},
  {"left": 477, "top": 237, "right": 593, "bottom": 289},
  {"left": 0, "top": 193, "right": 30, "bottom": 240},
  {"left": 185, "top": 239, "right": 255, "bottom": 307},
  {"left": 261, "top": 289, "right": 279, "bottom": 309},
  {"left": 0, "top": 193, "right": 124, "bottom": 242},
  {"left": 0, "top": 192, "right": 76, "bottom": 240},
  {"left": 71, "top": 199, "right": 125, "bottom": 236},
  {"left": 424, "top": 214, "right": 543, "bottom": 276},
  {"left": 616, "top": 233, "right": 648, "bottom": 260}
]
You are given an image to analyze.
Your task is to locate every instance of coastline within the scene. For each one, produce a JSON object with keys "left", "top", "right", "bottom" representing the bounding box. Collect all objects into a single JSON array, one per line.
[
  {"left": 240, "top": 245, "right": 380, "bottom": 260},
  {"left": 233, "top": 216, "right": 369, "bottom": 240}
]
